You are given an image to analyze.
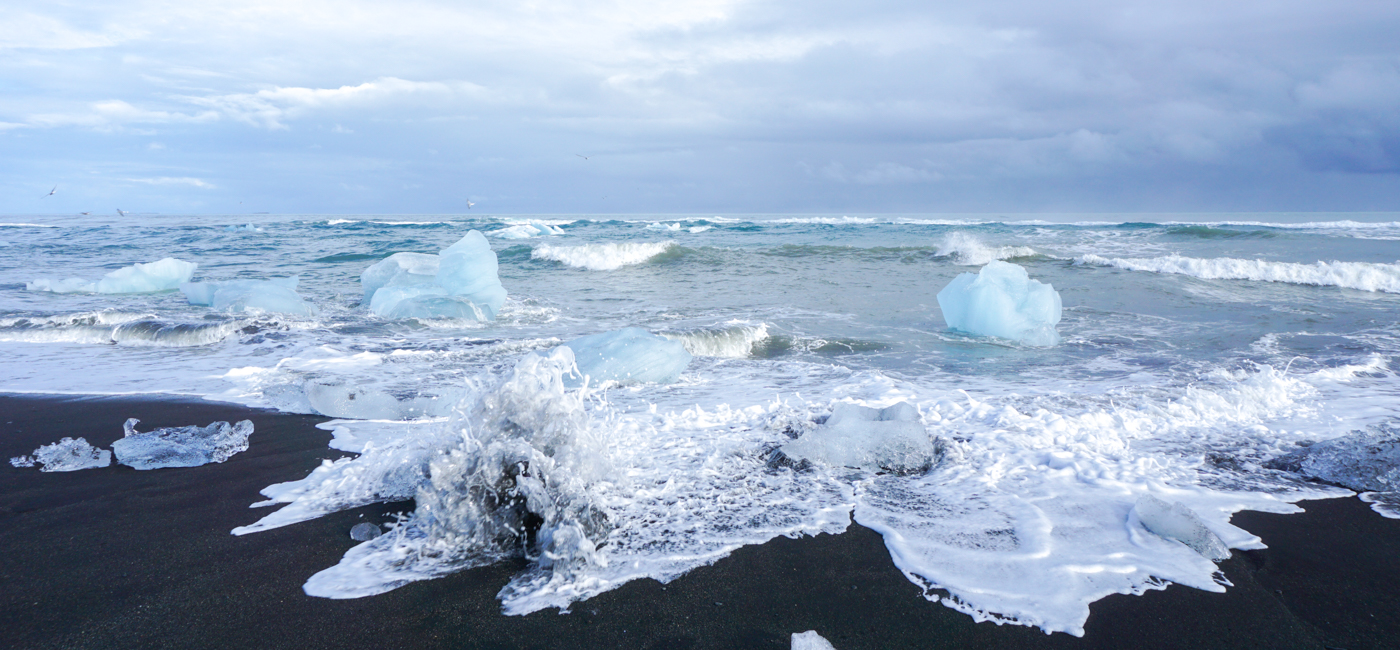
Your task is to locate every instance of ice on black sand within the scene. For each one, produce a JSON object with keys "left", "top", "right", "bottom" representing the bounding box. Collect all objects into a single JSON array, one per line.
[
  {"left": 1132, "top": 495, "right": 1231, "bottom": 560},
  {"left": 1266, "top": 424, "right": 1400, "bottom": 518},
  {"left": 791, "top": 630, "right": 836, "bottom": 650},
  {"left": 15, "top": 437, "right": 111, "bottom": 472},
  {"left": 779, "top": 401, "right": 936, "bottom": 474},
  {"left": 349, "top": 523, "right": 383, "bottom": 541},
  {"left": 112, "top": 418, "right": 253, "bottom": 470}
]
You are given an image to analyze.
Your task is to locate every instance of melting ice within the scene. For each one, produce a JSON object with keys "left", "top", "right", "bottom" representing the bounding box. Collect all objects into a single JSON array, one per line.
[
  {"left": 27, "top": 258, "right": 196, "bottom": 294},
  {"left": 113, "top": 418, "right": 254, "bottom": 470},
  {"left": 360, "top": 231, "right": 507, "bottom": 320},
  {"left": 937, "top": 260, "right": 1062, "bottom": 346}
]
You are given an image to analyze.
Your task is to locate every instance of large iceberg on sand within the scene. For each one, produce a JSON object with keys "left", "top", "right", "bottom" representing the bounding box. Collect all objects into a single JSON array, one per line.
[
  {"left": 937, "top": 260, "right": 1062, "bottom": 346},
  {"left": 562, "top": 327, "right": 692, "bottom": 385},
  {"left": 780, "top": 402, "right": 935, "bottom": 474},
  {"left": 181, "top": 277, "right": 316, "bottom": 316},
  {"left": 27, "top": 258, "right": 197, "bottom": 294},
  {"left": 112, "top": 418, "right": 254, "bottom": 470},
  {"left": 21, "top": 437, "right": 112, "bottom": 472},
  {"left": 359, "top": 232, "right": 507, "bottom": 321}
]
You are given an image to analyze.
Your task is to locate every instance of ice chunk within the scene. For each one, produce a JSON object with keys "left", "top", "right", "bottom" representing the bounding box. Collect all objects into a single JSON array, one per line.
[
  {"left": 791, "top": 631, "right": 837, "bottom": 650},
  {"left": 111, "top": 418, "right": 253, "bottom": 470},
  {"left": 359, "top": 232, "right": 506, "bottom": 320},
  {"left": 27, "top": 258, "right": 197, "bottom": 294},
  {"left": 1264, "top": 425, "right": 1400, "bottom": 518},
  {"left": 562, "top": 327, "right": 692, "bottom": 385},
  {"left": 31, "top": 437, "right": 111, "bottom": 472},
  {"left": 181, "top": 277, "right": 315, "bottom": 316},
  {"left": 359, "top": 252, "right": 439, "bottom": 304},
  {"left": 349, "top": 523, "right": 383, "bottom": 541},
  {"left": 1132, "top": 495, "right": 1231, "bottom": 560},
  {"left": 10, "top": 455, "right": 35, "bottom": 467},
  {"left": 305, "top": 381, "right": 462, "bottom": 420},
  {"left": 936, "top": 260, "right": 1062, "bottom": 346},
  {"left": 780, "top": 402, "right": 934, "bottom": 474}
]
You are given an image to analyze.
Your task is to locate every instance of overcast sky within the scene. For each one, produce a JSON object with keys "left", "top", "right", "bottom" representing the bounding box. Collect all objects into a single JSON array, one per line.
[{"left": 3, "top": 0, "right": 1398, "bottom": 214}]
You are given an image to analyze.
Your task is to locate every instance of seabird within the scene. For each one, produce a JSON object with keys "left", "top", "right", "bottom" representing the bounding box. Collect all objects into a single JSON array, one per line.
[
  {"left": 80, "top": 212, "right": 90, "bottom": 215},
  {"left": 43, "top": 185, "right": 56, "bottom": 197},
  {"left": 117, "top": 208, "right": 126, "bottom": 216},
  {"left": 576, "top": 154, "right": 589, "bottom": 160},
  {"left": 466, "top": 200, "right": 475, "bottom": 210}
]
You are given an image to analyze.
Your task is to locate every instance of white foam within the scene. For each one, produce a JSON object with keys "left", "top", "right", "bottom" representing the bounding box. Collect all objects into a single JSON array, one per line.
[
  {"left": 1076, "top": 254, "right": 1400, "bottom": 293},
  {"left": 531, "top": 241, "right": 675, "bottom": 271},
  {"left": 936, "top": 232, "right": 1038, "bottom": 266}
]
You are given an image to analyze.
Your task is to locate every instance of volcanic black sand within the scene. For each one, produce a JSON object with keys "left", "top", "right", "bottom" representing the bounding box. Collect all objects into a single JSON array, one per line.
[{"left": 2, "top": 393, "right": 1398, "bottom": 650}]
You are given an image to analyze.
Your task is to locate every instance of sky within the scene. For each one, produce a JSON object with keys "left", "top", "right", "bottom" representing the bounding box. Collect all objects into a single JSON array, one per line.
[{"left": 2, "top": 0, "right": 1398, "bottom": 214}]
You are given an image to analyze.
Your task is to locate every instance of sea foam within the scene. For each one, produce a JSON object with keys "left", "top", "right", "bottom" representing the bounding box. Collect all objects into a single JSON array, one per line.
[
  {"left": 531, "top": 241, "right": 674, "bottom": 270},
  {"left": 1076, "top": 253, "right": 1400, "bottom": 293}
]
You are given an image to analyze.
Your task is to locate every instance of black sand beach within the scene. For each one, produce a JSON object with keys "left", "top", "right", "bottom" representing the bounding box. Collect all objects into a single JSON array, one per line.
[{"left": 2, "top": 394, "right": 1398, "bottom": 650}]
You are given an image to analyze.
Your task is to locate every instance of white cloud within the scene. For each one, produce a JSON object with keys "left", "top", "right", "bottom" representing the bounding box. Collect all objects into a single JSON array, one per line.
[
  {"left": 126, "top": 176, "right": 215, "bottom": 188},
  {"left": 185, "top": 77, "right": 484, "bottom": 129}
]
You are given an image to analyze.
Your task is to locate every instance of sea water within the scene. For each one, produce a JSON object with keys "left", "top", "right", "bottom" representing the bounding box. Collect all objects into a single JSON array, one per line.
[{"left": 3, "top": 213, "right": 1400, "bottom": 636}]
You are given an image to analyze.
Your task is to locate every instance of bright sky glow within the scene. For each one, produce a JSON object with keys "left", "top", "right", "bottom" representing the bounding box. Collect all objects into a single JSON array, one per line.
[{"left": 2, "top": 0, "right": 1398, "bottom": 213}]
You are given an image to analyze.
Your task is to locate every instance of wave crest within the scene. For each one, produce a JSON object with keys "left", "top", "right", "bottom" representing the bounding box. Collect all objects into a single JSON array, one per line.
[
  {"left": 531, "top": 241, "right": 675, "bottom": 271},
  {"left": 1076, "top": 253, "right": 1400, "bottom": 293}
]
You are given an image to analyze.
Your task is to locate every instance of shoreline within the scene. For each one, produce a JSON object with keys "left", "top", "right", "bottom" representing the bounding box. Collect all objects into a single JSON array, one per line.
[{"left": 2, "top": 393, "right": 1398, "bottom": 649}]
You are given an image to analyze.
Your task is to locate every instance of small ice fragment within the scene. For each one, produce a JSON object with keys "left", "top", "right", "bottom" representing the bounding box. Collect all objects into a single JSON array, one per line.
[
  {"left": 112, "top": 419, "right": 254, "bottom": 470},
  {"left": 28, "top": 258, "right": 197, "bottom": 294},
  {"left": 791, "top": 630, "right": 837, "bottom": 650},
  {"left": 349, "top": 523, "right": 383, "bottom": 541},
  {"left": 562, "top": 327, "right": 693, "bottom": 385},
  {"left": 1133, "top": 495, "right": 1231, "bottom": 560},
  {"left": 31, "top": 437, "right": 111, "bottom": 472},
  {"left": 10, "top": 455, "right": 35, "bottom": 468},
  {"left": 781, "top": 402, "right": 935, "bottom": 474},
  {"left": 936, "top": 260, "right": 1062, "bottom": 346},
  {"left": 1265, "top": 425, "right": 1400, "bottom": 493},
  {"left": 180, "top": 277, "right": 315, "bottom": 316}
]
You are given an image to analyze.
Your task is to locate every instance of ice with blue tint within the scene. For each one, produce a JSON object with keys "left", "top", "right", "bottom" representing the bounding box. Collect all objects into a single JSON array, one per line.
[
  {"left": 27, "top": 258, "right": 197, "bottom": 294},
  {"left": 563, "top": 327, "right": 692, "bottom": 385},
  {"left": 780, "top": 402, "right": 935, "bottom": 474},
  {"left": 29, "top": 437, "right": 111, "bottom": 472},
  {"left": 936, "top": 260, "right": 1062, "bottom": 346},
  {"left": 181, "top": 277, "right": 316, "bottom": 316},
  {"left": 112, "top": 418, "right": 254, "bottom": 470},
  {"left": 1132, "top": 495, "right": 1231, "bottom": 560},
  {"left": 360, "top": 231, "right": 506, "bottom": 320},
  {"left": 1265, "top": 424, "right": 1400, "bottom": 518}
]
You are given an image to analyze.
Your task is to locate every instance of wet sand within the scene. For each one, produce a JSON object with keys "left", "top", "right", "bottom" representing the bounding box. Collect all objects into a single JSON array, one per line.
[{"left": 2, "top": 393, "right": 1398, "bottom": 649}]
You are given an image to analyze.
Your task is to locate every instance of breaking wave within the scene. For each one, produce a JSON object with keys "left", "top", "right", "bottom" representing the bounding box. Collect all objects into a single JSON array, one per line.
[
  {"left": 531, "top": 241, "right": 676, "bottom": 271},
  {"left": 1075, "top": 254, "right": 1400, "bottom": 293},
  {"left": 0, "top": 311, "right": 245, "bottom": 346},
  {"left": 935, "top": 232, "right": 1039, "bottom": 265},
  {"left": 661, "top": 322, "right": 770, "bottom": 358}
]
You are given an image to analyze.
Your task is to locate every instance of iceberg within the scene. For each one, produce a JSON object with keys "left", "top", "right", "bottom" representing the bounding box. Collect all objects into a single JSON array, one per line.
[
  {"left": 29, "top": 437, "right": 112, "bottom": 472},
  {"left": 562, "top": 327, "right": 692, "bottom": 385},
  {"left": 180, "top": 277, "right": 316, "bottom": 316},
  {"left": 359, "top": 232, "right": 507, "bottom": 320},
  {"left": 111, "top": 418, "right": 254, "bottom": 470},
  {"left": 780, "top": 402, "right": 934, "bottom": 474},
  {"left": 936, "top": 260, "right": 1062, "bottom": 346},
  {"left": 791, "top": 631, "right": 837, "bottom": 650},
  {"left": 27, "top": 258, "right": 197, "bottom": 294},
  {"left": 1132, "top": 495, "right": 1231, "bottom": 560}
]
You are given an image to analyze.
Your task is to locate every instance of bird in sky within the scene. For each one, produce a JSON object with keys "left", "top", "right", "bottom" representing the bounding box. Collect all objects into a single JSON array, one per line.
[
  {"left": 80, "top": 212, "right": 90, "bottom": 215},
  {"left": 43, "top": 185, "right": 56, "bottom": 197},
  {"left": 576, "top": 154, "right": 589, "bottom": 160},
  {"left": 117, "top": 208, "right": 126, "bottom": 216},
  {"left": 466, "top": 200, "right": 475, "bottom": 209}
]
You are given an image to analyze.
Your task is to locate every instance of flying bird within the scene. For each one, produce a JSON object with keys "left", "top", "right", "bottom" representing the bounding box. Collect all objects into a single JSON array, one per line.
[
  {"left": 43, "top": 185, "right": 56, "bottom": 197},
  {"left": 466, "top": 200, "right": 475, "bottom": 210},
  {"left": 117, "top": 208, "right": 126, "bottom": 216},
  {"left": 80, "top": 212, "right": 90, "bottom": 215},
  {"left": 576, "top": 154, "right": 589, "bottom": 160}
]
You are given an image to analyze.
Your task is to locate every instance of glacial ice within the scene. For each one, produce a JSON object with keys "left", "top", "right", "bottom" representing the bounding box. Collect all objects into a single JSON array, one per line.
[
  {"left": 30, "top": 437, "right": 111, "bottom": 472},
  {"left": 111, "top": 418, "right": 254, "bottom": 470},
  {"left": 9, "top": 455, "right": 35, "bottom": 467},
  {"left": 936, "top": 260, "right": 1062, "bottom": 346},
  {"left": 1132, "top": 495, "right": 1231, "bottom": 560},
  {"left": 305, "top": 381, "right": 462, "bottom": 420},
  {"left": 181, "top": 277, "right": 316, "bottom": 316},
  {"left": 791, "top": 631, "right": 837, "bottom": 650},
  {"left": 780, "top": 402, "right": 935, "bottom": 474},
  {"left": 27, "top": 258, "right": 197, "bottom": 294},
  {"left": 359, "top": 231, "right": 506, "bottom": 320},
  {"left": 1265, "top": 425, "right": 1400, "bottom": 517},
  {"left": 349, "top": 523, "right": 383, "bottom": 541},
  {"left": 563, "top": 327, "right": 692, "bottom": 385}
]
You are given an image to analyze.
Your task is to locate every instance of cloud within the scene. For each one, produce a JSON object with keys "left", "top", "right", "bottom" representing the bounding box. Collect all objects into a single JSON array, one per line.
[
  {"left": 126, "top": 176, "right": 215, "bottom": 188},
  {"left": 186, "top": 77, "right": 482, "bottom": 129}
]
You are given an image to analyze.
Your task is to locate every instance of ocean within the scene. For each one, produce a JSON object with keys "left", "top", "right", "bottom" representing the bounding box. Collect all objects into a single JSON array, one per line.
[{"left": 3, "top": 212, "right": 1399, "bottom": 636}]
